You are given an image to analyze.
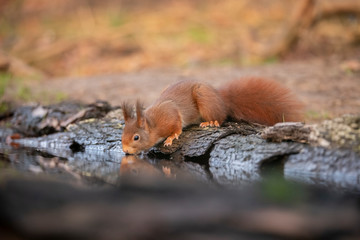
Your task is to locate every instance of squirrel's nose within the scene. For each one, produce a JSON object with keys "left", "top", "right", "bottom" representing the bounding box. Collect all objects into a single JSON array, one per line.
[
  {"left": 122, "top": 146, "right": 129, "bottom": 154},
  {"left": 122, "top": 146, "right": 134, "bottom": 155}
]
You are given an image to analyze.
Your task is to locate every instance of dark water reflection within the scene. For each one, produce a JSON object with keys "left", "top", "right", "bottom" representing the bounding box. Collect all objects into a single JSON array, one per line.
[{"left": 1, "top": 142, "right": 359, "bottom": 194}]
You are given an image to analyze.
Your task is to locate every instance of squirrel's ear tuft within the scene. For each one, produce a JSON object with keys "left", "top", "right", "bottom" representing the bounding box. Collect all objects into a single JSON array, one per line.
[
  {"left": 136, "top": 100, "right": 145, "bottom": 127},
  {"left": 121, "top": 102, "right": 133, "bottom": 122}
]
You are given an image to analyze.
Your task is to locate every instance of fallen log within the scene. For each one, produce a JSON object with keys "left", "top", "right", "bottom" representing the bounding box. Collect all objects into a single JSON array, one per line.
[{"left": 4, "top": 101, "right": 360, "bottom": 191}]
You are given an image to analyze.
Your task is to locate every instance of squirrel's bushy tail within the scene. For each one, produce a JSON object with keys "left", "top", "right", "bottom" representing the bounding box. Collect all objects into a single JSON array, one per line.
[{"left": 218, "top": 77, "right": 304, "bottom": 126}]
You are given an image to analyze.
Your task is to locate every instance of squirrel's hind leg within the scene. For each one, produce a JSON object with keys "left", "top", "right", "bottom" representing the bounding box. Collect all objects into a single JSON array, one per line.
[
  {"left": 192, "top": 83, "right": 227, "bottom": 128},
  {"left": 199, "top": 120, "right": 220, "bottom": 128}
]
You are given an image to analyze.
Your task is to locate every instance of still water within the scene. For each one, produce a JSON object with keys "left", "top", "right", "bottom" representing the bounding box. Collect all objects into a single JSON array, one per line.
[{"left": 1, "top": 142, "right": 359, "bottom": 194}]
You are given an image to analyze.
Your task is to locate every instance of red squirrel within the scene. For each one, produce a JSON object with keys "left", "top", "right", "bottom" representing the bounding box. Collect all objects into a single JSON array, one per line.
[{"left": 121, "top": 77, "right": 303, "bottom": 154}]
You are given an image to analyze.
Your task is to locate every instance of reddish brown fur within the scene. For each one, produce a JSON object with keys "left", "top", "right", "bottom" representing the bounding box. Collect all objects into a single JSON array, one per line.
[
  {"left": 135, "top": 101, "right": 144, "bottom": 127},
  {"left": 192, "top": 83, "right": 227, "bottom": 125},
  {"left": 122, "top": 78, "right": 303, "bottom": 154},
  {"left": 145, "top": 100, "right": 183, "bottom": 145},
  {"left": 151, "top": 80, "right": 201, "bottom": 126},
  {"left": 121, "top": 102, "right": 133, "bottom": 121},
  {"left": 218, "top": 77, "right": 303, "bottom": 125}
]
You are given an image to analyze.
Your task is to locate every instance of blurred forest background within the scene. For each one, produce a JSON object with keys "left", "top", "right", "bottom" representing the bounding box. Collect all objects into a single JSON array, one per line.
[{"left": 0, "top": 0, "right": 360, "bottom": 118}]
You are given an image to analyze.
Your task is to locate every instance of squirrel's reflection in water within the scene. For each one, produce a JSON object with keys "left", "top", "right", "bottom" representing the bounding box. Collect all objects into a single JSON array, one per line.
[{"left": 119, "top": 155, "right": 176, "bottom": 180}]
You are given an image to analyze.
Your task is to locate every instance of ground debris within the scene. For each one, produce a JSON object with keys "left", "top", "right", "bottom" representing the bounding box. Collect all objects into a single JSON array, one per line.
[
  {"left": 11, "top": 101, "right": 113, "bottom": 136},
  {"left": 262, "top": 115, "right": 360, "bottom": 153},
  {"left": 261, "top": 122, "right": 312, "bottom": 143},
  {"left": 309, "top": 114, "right": 360, "bottom": 153}
]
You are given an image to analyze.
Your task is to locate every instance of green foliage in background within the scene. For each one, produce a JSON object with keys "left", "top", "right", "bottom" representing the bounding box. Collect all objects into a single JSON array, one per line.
[
  {"left": 0, "top": 73, "right": 68, "bottom": 108},
  {"left": 187, "top": 24, "right": 214, "bottom": 44},
  {"left": 0, "top": 73, "right": 11, "bottom": 98},
  {"left": 0, "top": 74, "right": 12, "bottom": 114},
  {"left": 261, "top": 170, "right": 307, "bottom": 204}
]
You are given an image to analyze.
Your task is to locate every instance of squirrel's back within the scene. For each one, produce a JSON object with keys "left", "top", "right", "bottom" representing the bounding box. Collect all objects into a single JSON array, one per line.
[
  {"left": 149, "top": 80, "right": 202, "bottom": 127},
  {"left": 218, "top": 77, "right": 303, "bottom": 125}
]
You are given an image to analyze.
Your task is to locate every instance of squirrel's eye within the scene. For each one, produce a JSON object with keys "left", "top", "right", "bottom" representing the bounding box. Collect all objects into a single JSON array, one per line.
[{"left": 133, "top": 135, "right": 140, "bottom": 141}]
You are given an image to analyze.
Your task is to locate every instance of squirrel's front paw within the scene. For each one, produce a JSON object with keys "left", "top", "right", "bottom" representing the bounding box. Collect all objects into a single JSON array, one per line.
[
  {"left": 163, "top": 133, "right": 179, "bottom": 147},
  {"left": 200, "top": 120, "right": 220, "bottom": 128},
  {"left": 164, "top": 138, "right": 173, "bottom": 146}
]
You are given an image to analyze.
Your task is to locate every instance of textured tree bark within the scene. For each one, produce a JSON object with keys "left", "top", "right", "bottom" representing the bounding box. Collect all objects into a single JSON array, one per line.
[{"left": 5, "top": 101, "right": 360, "bottom": 191}]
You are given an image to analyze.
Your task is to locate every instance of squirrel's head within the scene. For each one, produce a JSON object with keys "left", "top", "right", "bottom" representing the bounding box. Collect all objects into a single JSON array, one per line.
[{"left": 121, "top": 101, "right": 152, "bottom": 155}]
